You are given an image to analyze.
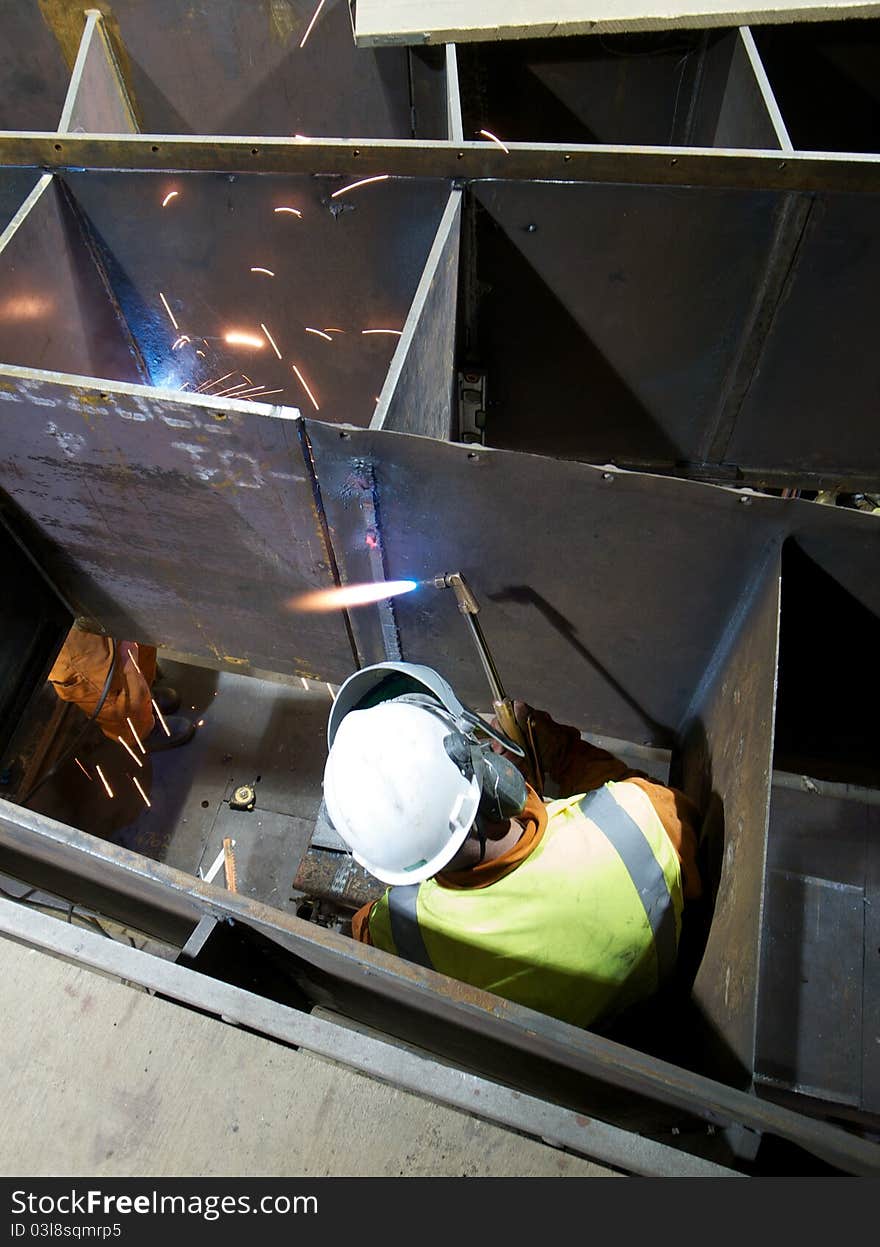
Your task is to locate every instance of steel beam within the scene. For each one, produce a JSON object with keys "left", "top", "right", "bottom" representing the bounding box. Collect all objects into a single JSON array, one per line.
[
  {"left": 1, "top": 800, "right": 879, "bottom": 1173},
  {"left": 3, "top": 134, "right": 880, "bottom": 193},
  {"left": 0, "top": 896, "right": 737, "bottom": 1177}
]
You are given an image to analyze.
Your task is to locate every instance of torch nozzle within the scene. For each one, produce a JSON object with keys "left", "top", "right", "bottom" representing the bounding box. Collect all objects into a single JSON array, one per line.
[{"left": 431, "top": 571, "right": 480, "bottom": 616}]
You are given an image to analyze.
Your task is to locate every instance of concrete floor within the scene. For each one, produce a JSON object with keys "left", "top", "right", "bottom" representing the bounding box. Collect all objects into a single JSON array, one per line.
[{"left": 0, "top": 934, "right": 615, "bottom": 1178}]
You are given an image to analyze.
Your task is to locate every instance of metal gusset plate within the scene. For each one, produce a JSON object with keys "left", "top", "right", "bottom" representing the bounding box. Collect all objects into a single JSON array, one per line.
[
  {"left": 305, "top": 422, "right": 785, "bottom": 745},
  {"left": 0, "top": 368, "right": 354, "bottom": 681},
  {"left": 679, "top": 556, "right": 780, "bottom": 1087},
  {"left": 373, "top": 189, "right": 461, "bottom": 437},
  {"left": 61, "top": 171, "right": 451, "bottom": 427},
  {"left": 0, "top": 176, "right": 144, "bottom": 384},
  {"left": 473, "top": 179, "right": 785, "bottom": 470}
]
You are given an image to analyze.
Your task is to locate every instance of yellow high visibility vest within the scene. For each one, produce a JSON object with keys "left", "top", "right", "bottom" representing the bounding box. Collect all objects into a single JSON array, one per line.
[{"left": 368, "top": 782, "right": 684, "bottom": 1029}]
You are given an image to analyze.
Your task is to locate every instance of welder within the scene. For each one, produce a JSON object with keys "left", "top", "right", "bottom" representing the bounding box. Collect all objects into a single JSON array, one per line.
[
  {"left": 322, "top": 661, "right": 703, "bottom": 1032},
  {"left": 49, "top": 622, "right": 195, "bottom": 753}
]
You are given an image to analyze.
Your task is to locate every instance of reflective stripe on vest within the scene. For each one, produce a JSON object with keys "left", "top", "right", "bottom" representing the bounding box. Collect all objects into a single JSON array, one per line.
[
  {"left": 387, "top": 884, "right": 434, "bottom": 969},
  {"left": 579, "top": 784, "right": 677, "bottom": 984},
  {"left": 369, "top": 781, "right": 683, "bottom": 1029}
]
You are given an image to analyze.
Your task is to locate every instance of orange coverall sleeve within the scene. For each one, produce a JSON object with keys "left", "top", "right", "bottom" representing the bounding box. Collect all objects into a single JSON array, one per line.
[{"left": 48, "top": 627, "right": 156, "bottom": 745}]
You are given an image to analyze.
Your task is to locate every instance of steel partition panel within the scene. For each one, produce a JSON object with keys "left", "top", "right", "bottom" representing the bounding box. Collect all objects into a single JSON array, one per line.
[
  {"left": 680, "top": 557, "right": 780, "bottom": 1086},
  {"left": 0, "top": 176, "right": 143, "bottom": 384},
  {"left": 60, "top": 170, "right": 451, "bottom": 427},
  {"left": 474, "top": 180, "right": 783, "bottom": 468},
  {"left": 305, "top": 423, "right": 783, "bottom": 744},
  {"left": 725, "top": 192, "right": 880, "bottom": 479},
  {"left": 0, "top": 368, "right": 355, "bottom": 680},
  {"left": 39, "top": 0, "right": 418, "bottom": 139},
  {"left": 0, "top": 3, "right": 70, "bottom": 131}
]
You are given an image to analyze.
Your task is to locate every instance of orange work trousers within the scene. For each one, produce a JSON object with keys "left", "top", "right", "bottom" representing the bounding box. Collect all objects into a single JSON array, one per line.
[{"left": 48, "top": 627, "right": 156, "bottom": 747}]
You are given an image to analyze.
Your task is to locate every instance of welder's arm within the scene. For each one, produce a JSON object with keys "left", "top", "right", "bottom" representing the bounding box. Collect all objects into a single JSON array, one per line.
[{"left": 493, "top": 701, "right": 634, "bottom": 795}]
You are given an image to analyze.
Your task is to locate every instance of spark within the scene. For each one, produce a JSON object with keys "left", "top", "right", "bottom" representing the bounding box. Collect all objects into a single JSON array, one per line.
[
  {"left": 241, "top": 374, "right": 253, "bottom": 384},
  {"left": 261, "top": 323, "right": 283, "bottom": 359},
  {"left": 161, "top": 190, "right": 179, "bottom": 208},
  {"left": 305, "top": 327, "right": 333, "bottom": 342},
  {"left": 479, "top": 129, "right": 510, "bottom": 154},
  {"left": 246, "top": 388, "right": 284, "bottom": 398},
  {"left": 95, "top": 765, "right": 114, "bottom": 798},
  {"left": 330, "top": 174, "right": 390, "bottom": 199},
  {"left": 250, "top": 266, "right": 275, "bottom": 277},
  {"left": 196, "top": 371, "right": 235, "bottom": 392},
  {"left": 74, "top": 757, "right": 92, "bottom": 781},
  {"left": 151, "top": 698, "right": 172, "bottom": 738},
  {"left": 132, "top": 775, "right": 151, "bottom": 808},
  {"left": 171, "top": 334, "right": 191, "bottom": 350},
  {"left": 179, "top": 382, "right": 193, "bottom": 390},
  {"left": 159, "top": 292, "right": 179, "bottom": 331},
  {"left": 299, "top": 0, "right": 326, "bottom": 48},
  {"left": 197, "top": 719, "right": 205, "bottom": 727},
  {"left": 224, "top": 331, "right": 265, "bottom": 350},
  {"left": 326, "top": 683, "right": 336, "bottom": 698},
  {"left": 126, "top": 716, "right": 147, "bottom": 754},
  {"left": 117, "top": 735, "right": 144, "bottom": 769},
  {"left": 300, "top": 677, "right": 309, "bottom": 689},
  {"left": 288, "top": 580, "right": 418, "bottom": 612},
  {"left": 362, "top": 328, "right": 402, "bottom": 336},
  {"left": 291, "top": 363, "right": 319, "bottom": 410},
  {"left": 323, "top": 328, "right": 345, "bottom": 334},
  {"left": 196, "top": 349, "right": 206, "bottom": 358},
  {"left": 213, "top": 381, "right": 251, "bottom": 396},
  {"left": 274, "top": 206, "right": 302, "bottom": 217},
  {"left": 235, "top": 385, "right": 268, "bottom": 397},
  {"left": 128, "top": 649, "right": 141, "bottom": 674}
]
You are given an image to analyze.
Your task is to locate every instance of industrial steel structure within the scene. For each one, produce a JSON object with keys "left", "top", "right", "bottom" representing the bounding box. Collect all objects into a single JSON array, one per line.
[{"left": 0, "top": 2, "right": 879, "bottom": 1175}]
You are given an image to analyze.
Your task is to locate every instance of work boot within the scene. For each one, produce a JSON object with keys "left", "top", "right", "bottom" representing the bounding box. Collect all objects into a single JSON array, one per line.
[
  {"left": 144, "top": 714, "right": 196, "bottom": 753},
  {"left": 150, "top": 685, "right": 181, "bottom": 716}
]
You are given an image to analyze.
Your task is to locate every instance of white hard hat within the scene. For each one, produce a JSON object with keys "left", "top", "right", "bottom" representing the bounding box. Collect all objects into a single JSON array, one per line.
[
  {"left": 327, "top": 661, "right": 471, "bottom": 749},
  {"left": 322, "top": 699, "right": 482, "bottom": 886}
]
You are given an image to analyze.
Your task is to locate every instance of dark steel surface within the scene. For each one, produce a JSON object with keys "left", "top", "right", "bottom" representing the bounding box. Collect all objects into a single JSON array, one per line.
[
  {"left": 0, "top": 3, "right": 70, "bottom": 130},
  {"left": 374, "top": 190, "right": 460, "bottom": 437},
  {"left": 62, "top": 170, "right": 450, "bottom": 429},
  {"left": 305, "top": 422, "right": 783, "bottom": 745},
  {"left": 0, "top": 170, "right": 41, "bottom": 234},
  {"left": 474, "top": 179, "right": 783, "bottom": 470},
  {"left": 726, "top": 192, "right": 880, "bottom": 479},
  {"left": 457, "top": 30, "right": 733, "bottom": 148},
  {"left": 0, "top": 177, "right": 143, "bottom": 384},
  {"left": 679, "top": 559, "right": 779, "bottom": 1088},
  {"left": 864, "top": 805, "right": 880, "bottom": 1114},
  {"left": 1, "top": 796, "right": 879, "bottom": 1173},
  {"left": 756, "top": 784, "right": 870, "bottom": 1109},
  {"left": 4, "top": 134, "right": 880, "bottom": 194},
  {"left": 0, "top": 370, "right": 354, "bottom": 682},
  {"left": 203, "top": 804, "right": 315, "bottom": 910}
]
